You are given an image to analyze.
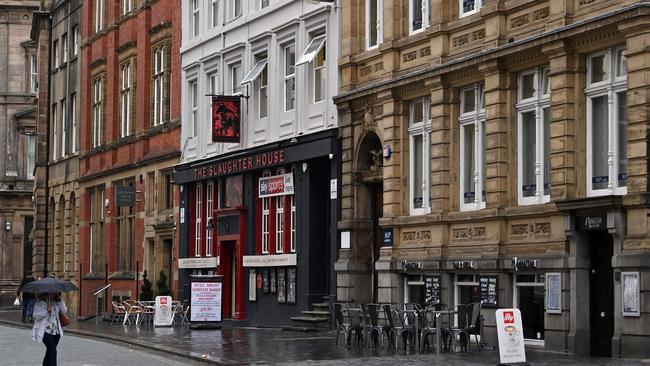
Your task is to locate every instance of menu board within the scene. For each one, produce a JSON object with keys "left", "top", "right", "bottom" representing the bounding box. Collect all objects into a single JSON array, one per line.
[
  {"left": 287, "top": 268, "right": 297, "bottom": 304},
  {"left": 424, "top": 276, "right": 441, "bottom": 304},
  {"left": 479, "top": 276, "right": 498, "bottom": 306},
  {"left": 277, "top": 268, "right": 286, "bottom": 303},
  {"left": 546, "top": 273, "right": 561, "bottom": 314},
  {"left": 270, "top": 269, "right": 276, "bottom": 294}
]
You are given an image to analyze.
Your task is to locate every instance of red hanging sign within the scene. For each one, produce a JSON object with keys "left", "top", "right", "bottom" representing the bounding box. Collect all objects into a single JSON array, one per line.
[{"left": 212, "top": 96, "right": 241, "bottom": 143}]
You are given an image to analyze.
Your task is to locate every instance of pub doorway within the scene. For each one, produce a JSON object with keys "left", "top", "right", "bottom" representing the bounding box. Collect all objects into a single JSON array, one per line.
[
  {"left": 589, "top": 231, "right": 614, "bottom": 357},
  {"left": 219, "top": 240, "right": 237, "bottom": 319}
]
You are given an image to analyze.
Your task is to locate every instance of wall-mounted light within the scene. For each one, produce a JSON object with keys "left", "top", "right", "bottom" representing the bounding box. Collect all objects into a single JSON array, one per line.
[
  {"left": 328, "top": 153, "right": 334, "bottom": 160},
  {"left": 206, "top": 218, "right": 215, "bottom": 230},
  {"left": 5, "top": 221, "right": 11, "bottom": 231},
  {"left": 302, "top": 163, "right": 309, "bottom": 173},
  {"left": 290, "top": 137, "right": 298, "bottom": 144}
]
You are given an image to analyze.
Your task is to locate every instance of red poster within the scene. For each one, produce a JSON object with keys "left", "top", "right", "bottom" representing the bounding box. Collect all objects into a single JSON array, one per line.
[{"left": 212, "top": 96, "right": 241, "bottom": 143}]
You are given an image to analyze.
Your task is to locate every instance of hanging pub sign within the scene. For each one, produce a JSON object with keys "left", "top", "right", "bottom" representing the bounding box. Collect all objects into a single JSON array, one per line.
[
  {"left": 212, "top": 96, "right": 241, "bottom": 143},
  {"left": 258, "top": 173, "right": 294, "bottom": 198}
]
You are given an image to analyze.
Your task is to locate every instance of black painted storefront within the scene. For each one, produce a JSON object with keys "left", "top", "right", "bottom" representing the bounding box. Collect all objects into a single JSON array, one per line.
[{"left": 174, "top": 129, "right": 340, "bottom": 326}]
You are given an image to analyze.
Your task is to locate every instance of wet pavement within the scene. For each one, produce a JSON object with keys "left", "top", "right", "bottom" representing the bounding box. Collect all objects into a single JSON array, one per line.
[{"left": 1, "top": 308, "right": 648, "bottom": 365}]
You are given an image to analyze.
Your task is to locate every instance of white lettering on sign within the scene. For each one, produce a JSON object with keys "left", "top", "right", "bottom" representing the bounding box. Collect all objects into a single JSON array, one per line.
[
  {"left": 242, "top": 254, "right": 297, "bottom": 267},
  {"left": 178, "top": 257, "right": 219, "bottom": 269},
  {"left": 190, "top": 282, "right": 222, "bottom": 322},
  {"left": 259, "top": 173, "right": 294, "bottom": 198}
]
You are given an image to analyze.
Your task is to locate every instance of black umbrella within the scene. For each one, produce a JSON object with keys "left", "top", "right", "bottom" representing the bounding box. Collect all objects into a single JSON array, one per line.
[{"left": 18, "top": 277, "right": 78, "bottom": 294}]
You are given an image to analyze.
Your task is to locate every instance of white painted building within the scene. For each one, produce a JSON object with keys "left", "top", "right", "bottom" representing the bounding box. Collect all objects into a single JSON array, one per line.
[{"left": 175, "top": 0, "right": 340, "bottom": 326}]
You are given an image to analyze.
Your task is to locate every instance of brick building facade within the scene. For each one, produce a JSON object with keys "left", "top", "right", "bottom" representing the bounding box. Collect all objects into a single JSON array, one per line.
[
  {"left": 77, "top": 0, "right": 181, "bottom": 316},
  {"left": 335, "top": 0, "right": 650, "bottom": 358}
]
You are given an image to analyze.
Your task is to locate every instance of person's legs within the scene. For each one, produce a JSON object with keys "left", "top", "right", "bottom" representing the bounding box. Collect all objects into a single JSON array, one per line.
[
  {"left": 26, "top": 298, "right": 34, "bottom": 321},
  {"left": 21, "top": 299, "right": 26, "bottom": 321},
  {"left": 42, "top": 333, "right": 60, "bottom": 366}
]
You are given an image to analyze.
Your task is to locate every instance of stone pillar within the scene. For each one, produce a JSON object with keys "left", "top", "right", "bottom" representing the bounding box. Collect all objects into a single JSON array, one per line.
[
  {"left": 426, "top": 76, "right": 451, "bottom": 212},
  {"left": 566, "top": 218, "right": 590, "bottom": 356},
  {"left": 544, "top": 41, "right": 580, "bottom": 201},
  {"left": 480, "top": 60, "right": 510, "bottom": 207},
  {"left": 380, "top": 91, "right": 403, "bottom": 217}
]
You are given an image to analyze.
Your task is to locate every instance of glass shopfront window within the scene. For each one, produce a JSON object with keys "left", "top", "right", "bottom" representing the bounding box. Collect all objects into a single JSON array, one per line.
[
  {"left": 404, "top": 275, "right": 425, "bottom": 304},
  {"left": 514, "top": 274, "right": 545, "bottom": 342}
]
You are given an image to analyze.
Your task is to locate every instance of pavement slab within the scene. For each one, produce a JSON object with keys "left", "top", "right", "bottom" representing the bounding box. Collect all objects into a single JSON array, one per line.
[{"left": 1, "top": 308, "right": 648, "bottom": 366}]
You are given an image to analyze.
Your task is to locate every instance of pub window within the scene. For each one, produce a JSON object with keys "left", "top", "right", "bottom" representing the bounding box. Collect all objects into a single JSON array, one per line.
[
  {"left": 211, "top": 0, "right": 219, "bottom": 28},
  {"left": 454, "top": 274, "right": 480, "bottom": 325},
  {"left": 517, "top": 66, "right": 550, "bottom": 205},
  {"left": 586, "top": 46, "right": 627, "bottom": 196},
  {"left": 275, "top": 168, "right": 286, "bottom": 253},
  {"left": 191, "top": 0, "right": 200, "bottom": 37},
  {"left": 261, "top": 171, "right": 271, "bottom": 254},
  {"left": 195, "top": 183, "right": 203, "bottom": 257},
  {"left": 26, "top": 135, "right": 36, "bottom": 179},
  {"left": 229, "top": 62, "right": 242, "bottom": 95},
  {"left": 290, "top": 194, "right": 296, "bottom": 253},
  {"left": 206, "top": 181, "right": 214, "bottom": 257},
  {"left": 459, "top": 83, "right": 486, "bottom": 211},
  {"left": 53, "top": 39, "right": 59, "bottom": 68},
  {"left": 116, "top": 179, "right": 135, "bottom": 272},
  {"left": 62, "top": 33, "right": 68, "bottom": 63},
  {"left": 72, "top": 26, "right": 79, "bottom": 56},
  {"left": 162, "top": 171, "right": 174, "bottom": 210},
  {"left": 30, "top": 55, "right": 38, "bottom": 93},
  {"left": 190, "top": 80, "right": 198, "bottom": 137}
]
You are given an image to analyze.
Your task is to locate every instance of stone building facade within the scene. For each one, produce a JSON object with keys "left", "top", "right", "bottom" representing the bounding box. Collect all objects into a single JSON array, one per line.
[
  {"left": 30, "top": 0, "right": 82, "bottom": 315},
  {"left": 335, "top": 0, "right": 650, "bottom": 358},
  {"left": 0, "top": 0, "right": 39, "bottom": 305},
  {"left": 77, "top": 0, "right": 181, "bottom": 317}
]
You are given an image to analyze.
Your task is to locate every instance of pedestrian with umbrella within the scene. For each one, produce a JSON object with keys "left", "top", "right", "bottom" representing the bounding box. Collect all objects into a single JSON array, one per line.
[{"left": 19, "top": 277, "right": 78, "bottom": 366}]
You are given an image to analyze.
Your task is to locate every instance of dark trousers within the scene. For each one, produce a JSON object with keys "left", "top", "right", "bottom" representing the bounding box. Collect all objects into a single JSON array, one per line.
[{"left": 42, "top": 332, "right": 60, "bottom": 366}]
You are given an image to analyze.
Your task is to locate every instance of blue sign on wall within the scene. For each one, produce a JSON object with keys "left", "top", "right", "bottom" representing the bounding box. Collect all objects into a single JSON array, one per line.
[{"left": 382, "top": 228, "right": 393, "bottom": 246}]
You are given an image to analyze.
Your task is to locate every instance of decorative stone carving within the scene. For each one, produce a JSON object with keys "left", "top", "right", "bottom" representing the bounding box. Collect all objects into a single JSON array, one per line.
[
  {"left": 403, "top": 50, "right": 417, "bottom": 62},
  {"left": 362, "top": 103, "right": 377, "bottom": 133},
  {"left": 452, "top": 226, "right": 487, "bottom": 241},
  {"left": 472, "top": 29, "right": 485, "bottom": 41},
  {"left": 420, "top": 47, "right": 431, "bottom": 57},
  {"left": 511, "top": 14, "right": 529, "bottom": 29},
  {"left": 369, "top": 149, "right": 383, "bottom": 170},
  {"left": 579, "top": 0, "right": 597, "bottom": 5},
  {"left": 534, "top": 7, "right": 549, "bottom": 21},
  {"left": 374, "top": 62, "right": 383, "bottom": 71},
  {"left": 509, "top": 222, "right": 552, "bottom": 240},
  {"left": 453, "top": 34, "right": 469, "bottom": 47},
  {"left": 360, "top": 65, "right": 373, "bottom": 76}
]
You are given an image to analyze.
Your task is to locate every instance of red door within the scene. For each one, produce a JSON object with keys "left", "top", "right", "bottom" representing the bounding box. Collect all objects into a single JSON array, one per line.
[{"left": 219, "top": 241, "right": 235, "bottom": 319}]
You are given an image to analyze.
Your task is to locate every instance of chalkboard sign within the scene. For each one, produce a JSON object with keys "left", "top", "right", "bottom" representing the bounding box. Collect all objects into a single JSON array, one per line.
[
  {"left": 287, "top": 268, "right": 296, "bottom": 304},
  {"left": 270, "top": 269, "right": 276, "bottom": 294},
  {"left": 424, "top": 276, "right": 441, "bottom": 304},
  {"left": 479, "top": 276, "right": 498, "bottom": 306}
]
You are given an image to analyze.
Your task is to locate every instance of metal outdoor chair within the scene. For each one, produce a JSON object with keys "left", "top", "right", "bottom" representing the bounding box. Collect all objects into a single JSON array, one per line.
[
  {"left": 122, "top": 299, "right": 144, "bottom": 326},
  {"left": 420, "top": 303, "right": 446, "bottom": 353},
  {"left": 361, "top": 303, "right": 385, "bottom": 348},
  {"left": 384, "top": 304, "right": 416, "bottom": 350},
  {"left": 466, "top": 302, "right": 483, "bottom": 351},
  {"left": 137, "top": 301, "right": 155, "bottom": 327},
  {"left": 111, "top": 301, "right": 128, "bottom": 325},
  {"left": 332, "top": 303, "right": 361, "bottom": 347},
  {"left": 445, "top": 304, "right": 471, "bottom": 353}
]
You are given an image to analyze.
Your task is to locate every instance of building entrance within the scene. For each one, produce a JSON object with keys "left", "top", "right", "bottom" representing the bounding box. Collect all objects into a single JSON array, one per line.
[{"left": 589, "top": 231, "right": 613, "bottom": 357}]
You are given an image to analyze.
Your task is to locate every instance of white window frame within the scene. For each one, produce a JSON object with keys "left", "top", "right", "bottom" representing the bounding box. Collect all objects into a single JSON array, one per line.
[
  {"left": 230, "top": 0, "right": 242, "bottom": 20},
  {"left": 313, "top": 44, "right": 326, "bottom": 103},
  {"left": 585, "top": 46, "right": 627, "bottom": 197},
  {"left": 275, "top": 168, "right": 286, "bottom": 253},
  {"left": 53, "top": 39, "right": 59, "bottom": 68},
  {"left": 72, "top": 26, "right": 79, "bottom": 56},
  {"left": 209, "top": 72, "right": 219, "bottom": 94},
  {"left": 190, "top": 80, "right": 198, "bottom": 137},
  {"left": 453, "top": 274, "right": 479, "bottom": 326},
  {"left": 261, "top": 171, "right": 271, "bottom": 254},
  {"left": 206, "top": 181, "right": 214, "bottom": 257},
  {"left": 211, "top": 0, "right": 219, "bottom": 28},
  {"left": 122, "top": 0, "right": 132, "bottom": 15},
  {"left": 365, "top": 0, "right": 383, "bottom": 50},
  {"left": 409, "top": 97, "right": 431, "bottom": 215},
  {"left": 283, "top": 43, "right": 295, "bottom": 111},
  {"left": 513, "top": 273, "right": 546, "bottom": 345},
  {"left": 95, "top": 0, "right": 104, "bottom": 33},
  {"left": 153, "top": 46, "right": 166, "bottom": 126},
  {"left": 92, "top": 77, "right": 103, "bottom": 148},
  {"left": 195, "top": 183, "right": 203, "bottom": 257},
  {"left": 52, "top": 103, "right": 58, "bottom": 160},
  {"left": 241, "top": 56, "right": 268, "bottom": 118},
  {"left": 459, "top": 83, "right": 486, "bottom": 211},
  {"left": 517, "top": 66, "right": 551, "bottom": 205},
  {"left": 460, "top": 0, "right": 482, "bottom": 18},
  {"left": 408, "top": 0, "right": 429, "bottom": 34},
  {"left": 261, "top": 0, "right": 270, "bottom": 9},
  {"left": 296, "top": 34, "right": 326, "bottom": 66},
  {"left": 30, "top": 55, "right": 38, "bottom": 93},
  {"left": 228, "top": 62, "right": 242, "bottom": 95},
  {"left": 71, "top": 93, "right": 77, "bottom": 153},
  {"left": 27, "top": 134, "right": 36, "bottom": 179},
  {"left": 120, "top": 62, "right": 132, "bottom": 138},
  {"left": 192, "top": 0, "right": 200, "bottom": 37},
  {"left": 62, "top": 33, "right": 68, "bottom": 63},
  {"left": 240, "top": 58, "right": 268, "bottom": 85},
  {"left": 60, "top": 98, "right": 67, "bottom": 157}
]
